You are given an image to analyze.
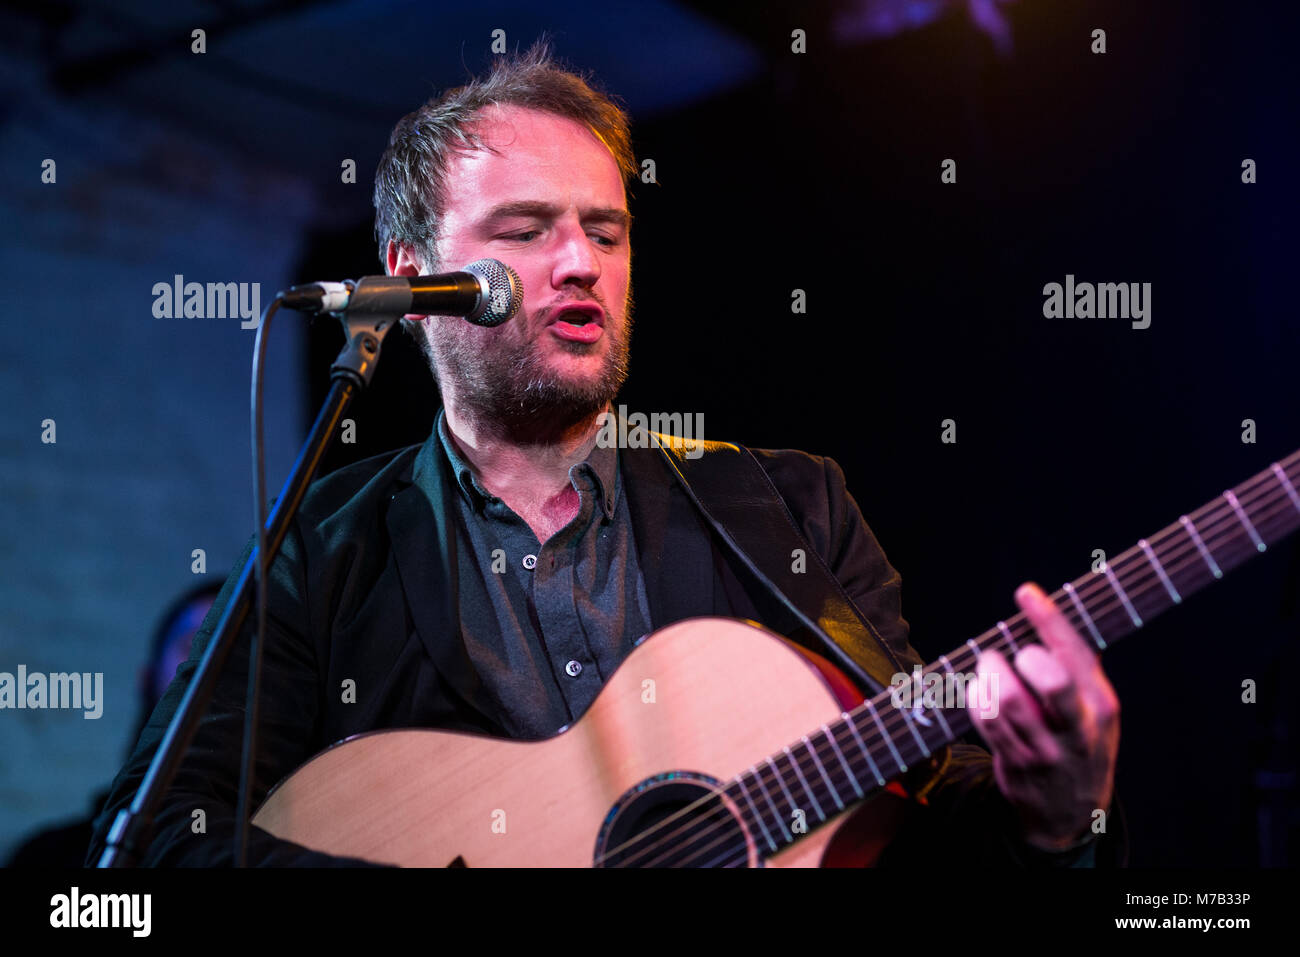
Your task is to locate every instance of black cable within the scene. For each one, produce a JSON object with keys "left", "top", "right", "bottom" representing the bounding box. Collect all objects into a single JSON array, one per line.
[{"left": 235, "top": 296, "right": 282, "bottom": 867}]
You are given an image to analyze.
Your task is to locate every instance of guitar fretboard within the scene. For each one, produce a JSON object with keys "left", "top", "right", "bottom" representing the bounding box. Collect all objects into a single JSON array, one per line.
[{"left": 723, "top": 449, "right": 1300, "bottom": 857}]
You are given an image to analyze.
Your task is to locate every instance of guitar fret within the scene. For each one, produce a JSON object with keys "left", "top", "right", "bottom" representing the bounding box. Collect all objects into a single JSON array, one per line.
[
  {"left": 902, "top": 678, "right": 949, "bottom": 756},
  {"left": 803, "top": 735, "right": 845, "bottom": 811},
  {"left": 996, "top": 620, "right": 1019, "bottom": 654},
  {"left": 843, "top": 712, "right": 887, "bottom": 787},
  {"left": 1273, "top": 463, "right": 1300, "bottom": 515},
  {"left": 928, "top": 659, "right": 957, "bottom": 739},
  {"left": 895, "top": 699, "right": 932, "bottom": 759},
  {"left": 1180, "top": 514, "right": 1223, "bottom": 579},
  {"left": 734, "top": 773, "right": 777, "bottom": 853},
  {"left": 1061, "top": 581, "right": 1107, "bottom": 650},
  {"left": 783, "top": 745, "right": 826, "bottom": 822},
  {"left": 749, "top": 764, "right": 793, "bottom": 843},
  {"left": 822, "top": 724, "right": 864, "bottom": 800},
  {"left": 864, "top": 699, "right": 907, "bottom": 774},
  {"left": 1139, "top": 537, "right": 1181, "bottom": 604},
  {"left": 1225, "top": 490, "right": 1266, "bottom": 553},
  {"left": 907, "top": 695, "right": 934, "bottom": 729},
  {"left": 766, "top": 756, "right": 803, "bottom": 826},
  {"left": 1103, "top": 563, "right": 1143, "bottom": 629}
]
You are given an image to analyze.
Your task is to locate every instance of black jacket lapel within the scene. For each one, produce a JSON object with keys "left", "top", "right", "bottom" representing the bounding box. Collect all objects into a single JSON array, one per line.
[
  {"left": 620, "top": 443, "right": 717, "bottom": 632},
  {"left": 386, "top": 434, "right": 500, "bottom": 727}
]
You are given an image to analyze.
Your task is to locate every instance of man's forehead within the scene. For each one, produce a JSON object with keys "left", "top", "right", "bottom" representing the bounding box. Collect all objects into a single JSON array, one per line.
[{"left": 442, "top": 105, "right": 627, "bottom": 223}]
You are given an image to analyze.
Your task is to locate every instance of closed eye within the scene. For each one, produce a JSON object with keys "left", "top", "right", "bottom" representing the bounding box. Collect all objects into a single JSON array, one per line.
[{"left": 505, "top": 230, "right": 619, "bottom": 247}]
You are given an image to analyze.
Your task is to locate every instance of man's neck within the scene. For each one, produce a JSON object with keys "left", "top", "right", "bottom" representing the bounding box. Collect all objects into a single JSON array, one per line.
[{"left": 441, "top": 399, "right": 610, "bottom": 525}]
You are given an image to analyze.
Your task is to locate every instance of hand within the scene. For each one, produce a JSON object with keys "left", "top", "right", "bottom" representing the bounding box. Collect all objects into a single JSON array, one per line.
[{"left": 967, "top": 582, "right": 1121, "bottom": 851}]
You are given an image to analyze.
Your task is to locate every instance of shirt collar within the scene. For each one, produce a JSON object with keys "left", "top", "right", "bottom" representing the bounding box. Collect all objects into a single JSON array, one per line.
[{"left": 435, "top": 406, "right": 619, "bottom": 521}]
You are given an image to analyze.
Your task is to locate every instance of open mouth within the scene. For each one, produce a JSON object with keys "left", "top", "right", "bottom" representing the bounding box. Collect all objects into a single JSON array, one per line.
[
  {"left": 548, "top": 304, "right": 606, "bottom": 342},
  {"left": 549, "top": 302, "right": 605, "bottom": 327}
]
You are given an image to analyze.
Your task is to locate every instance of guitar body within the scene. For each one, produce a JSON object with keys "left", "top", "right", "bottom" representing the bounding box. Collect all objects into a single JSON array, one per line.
[{"left": 253, "top": 617, "right": 908, "bottom": 867}]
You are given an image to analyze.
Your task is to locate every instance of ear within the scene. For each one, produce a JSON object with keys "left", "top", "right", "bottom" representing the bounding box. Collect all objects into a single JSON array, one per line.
[
  {"left": 386, "top": 240, "right": 425, "bottom": 277},
  {"left": 386, "top": 241, "right": 431, "bottom": 321}
]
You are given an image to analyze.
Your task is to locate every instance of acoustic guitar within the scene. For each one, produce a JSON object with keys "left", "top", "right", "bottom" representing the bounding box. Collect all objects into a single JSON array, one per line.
[{"left": 252, "top": 449, "right": 1300, "bottom": 866}]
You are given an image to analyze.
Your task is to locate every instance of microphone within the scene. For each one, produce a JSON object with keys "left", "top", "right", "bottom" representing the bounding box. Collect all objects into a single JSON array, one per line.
[{"left": 278, "top": 259, "right": 523, "bottom": 327}]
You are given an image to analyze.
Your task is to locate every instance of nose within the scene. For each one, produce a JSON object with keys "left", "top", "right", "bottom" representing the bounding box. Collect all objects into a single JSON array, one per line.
[{"left": 550, "top": 214, "right": 601, "bottom": 291}]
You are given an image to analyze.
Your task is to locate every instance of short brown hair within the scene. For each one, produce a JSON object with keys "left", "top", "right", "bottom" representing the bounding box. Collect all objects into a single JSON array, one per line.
[{"left": 373, "top": 36, "right": 637, "bottom": 272}]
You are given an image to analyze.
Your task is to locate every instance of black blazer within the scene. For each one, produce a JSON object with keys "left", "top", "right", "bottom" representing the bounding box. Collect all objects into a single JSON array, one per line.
[{"left": 87, "top": 431, "right": 1116, "bottom": 866}]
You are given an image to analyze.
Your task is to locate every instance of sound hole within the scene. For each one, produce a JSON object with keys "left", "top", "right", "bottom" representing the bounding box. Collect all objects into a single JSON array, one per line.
[{"left": 594, "top": 772, "right": 753, "bottom": 868}]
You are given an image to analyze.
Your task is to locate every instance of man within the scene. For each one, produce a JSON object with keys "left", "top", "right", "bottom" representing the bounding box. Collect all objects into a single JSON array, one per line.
[{"left": 88, "top": 41, "right": 1120, "bottom": 867}]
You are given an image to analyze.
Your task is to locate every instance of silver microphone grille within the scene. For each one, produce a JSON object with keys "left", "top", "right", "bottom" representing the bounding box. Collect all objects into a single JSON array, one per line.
[{"left": 463, "top": 259, "right": 524, "bottom": 327}]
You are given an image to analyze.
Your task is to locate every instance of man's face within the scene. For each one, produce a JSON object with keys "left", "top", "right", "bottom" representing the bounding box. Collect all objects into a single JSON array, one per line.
[{"left": 411, "top": 104, "right": 632, "bottom": 433}]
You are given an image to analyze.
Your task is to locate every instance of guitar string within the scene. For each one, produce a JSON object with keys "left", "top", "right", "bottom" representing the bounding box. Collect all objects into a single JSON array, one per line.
[
  {"left": 599, "top": 461, "right": 1299, "bottom": 867},
  {"left": 629, "top": 484, "right": 1300, "bottom": 868},
  {"left": 596, "top": 459, "right": 1300, "bottom": 867}
]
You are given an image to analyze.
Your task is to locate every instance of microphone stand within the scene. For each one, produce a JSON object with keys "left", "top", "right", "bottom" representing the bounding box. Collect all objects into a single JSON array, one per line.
[{"left": 98, "top": 305, "right": 398, "bottom": 867}]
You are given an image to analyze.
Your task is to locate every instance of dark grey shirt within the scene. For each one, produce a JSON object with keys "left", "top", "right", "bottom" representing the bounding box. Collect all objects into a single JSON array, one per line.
[{"left": 436, "top": 407, "right": 654, "bottom": 738}]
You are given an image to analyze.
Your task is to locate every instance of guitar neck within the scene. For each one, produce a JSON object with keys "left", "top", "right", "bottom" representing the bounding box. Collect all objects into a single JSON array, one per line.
[{"left": 728, "top": 448, "right": 1300, "bottom": 853}]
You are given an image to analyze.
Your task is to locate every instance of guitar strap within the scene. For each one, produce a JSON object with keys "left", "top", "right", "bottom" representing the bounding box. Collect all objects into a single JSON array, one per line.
[{"left": 653, "top": 437, "right": 907, "bottom": 698}]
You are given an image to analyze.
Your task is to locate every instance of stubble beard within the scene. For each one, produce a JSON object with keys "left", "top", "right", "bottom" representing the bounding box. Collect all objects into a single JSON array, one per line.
[{"left": 428, "top": 292, "right": 633, "bottom": 442}]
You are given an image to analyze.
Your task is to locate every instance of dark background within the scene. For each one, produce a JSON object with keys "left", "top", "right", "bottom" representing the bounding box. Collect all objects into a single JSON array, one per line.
[{"left": 3, "top": 0, "right": 1297, "bottom": 867}]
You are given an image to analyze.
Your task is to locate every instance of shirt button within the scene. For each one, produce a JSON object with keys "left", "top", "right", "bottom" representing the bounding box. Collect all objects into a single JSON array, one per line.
[
  {"left": 522, "top": 554, "right": 537, "bottom": 570},
  {"left": 564, "top": 659, "right": 583, "bottom": 677}
]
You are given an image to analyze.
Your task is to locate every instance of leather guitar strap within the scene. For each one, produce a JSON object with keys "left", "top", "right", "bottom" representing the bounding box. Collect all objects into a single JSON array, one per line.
[{"left": 654, "top": 438, "right": 906, "bottom": 697}]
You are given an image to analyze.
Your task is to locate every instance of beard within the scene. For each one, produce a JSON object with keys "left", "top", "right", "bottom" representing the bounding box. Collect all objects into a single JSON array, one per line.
[{"left": 424, "top": 288, "right": 633, "bottom": 441}]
